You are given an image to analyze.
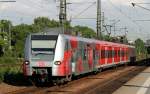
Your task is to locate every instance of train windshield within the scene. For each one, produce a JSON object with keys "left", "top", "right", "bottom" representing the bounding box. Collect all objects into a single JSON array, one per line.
[{"left": 31, "top": 35, "right": 58, "bottom": 55}]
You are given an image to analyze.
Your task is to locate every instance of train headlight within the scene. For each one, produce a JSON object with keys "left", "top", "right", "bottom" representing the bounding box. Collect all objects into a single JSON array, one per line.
[
  {"left": 54, "top": 61, "right": 61, "bottom": 65},
  {"left": 24, "top": 61, "right": 30, "bottom": 65}
]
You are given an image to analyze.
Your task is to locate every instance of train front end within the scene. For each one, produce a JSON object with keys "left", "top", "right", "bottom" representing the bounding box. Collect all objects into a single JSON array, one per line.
[{"left": 23, "top": 34, "right": 58, "bottom": 82}]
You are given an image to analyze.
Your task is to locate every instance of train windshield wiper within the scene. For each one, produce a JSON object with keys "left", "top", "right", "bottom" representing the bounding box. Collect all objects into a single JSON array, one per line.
[{"left": 33, "top": 52, "right": 53, "bottom": 55}]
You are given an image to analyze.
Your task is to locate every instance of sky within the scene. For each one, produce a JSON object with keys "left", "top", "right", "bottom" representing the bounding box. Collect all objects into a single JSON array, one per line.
[{"left": 0, "top": 0, "right": 150, "bottom": 41}]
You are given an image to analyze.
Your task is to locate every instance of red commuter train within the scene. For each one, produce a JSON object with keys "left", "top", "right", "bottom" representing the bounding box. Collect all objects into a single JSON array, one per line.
[{"left": 23, "top": 33, "right": 136, "bottom": 84}]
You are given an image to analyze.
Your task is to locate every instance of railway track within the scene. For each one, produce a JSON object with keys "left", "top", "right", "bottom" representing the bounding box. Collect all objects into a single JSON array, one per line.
[{"left": 6, "top": 65, "right": 146, "bottom": 94}]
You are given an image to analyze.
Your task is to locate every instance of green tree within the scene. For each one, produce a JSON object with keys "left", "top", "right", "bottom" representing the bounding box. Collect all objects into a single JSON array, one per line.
[
  {"left": 0, "top": 17, "right": 101, "bottom": 58},
  {"left": 135, "top": 38, "right": 147, "bottom": 55},
  {"left": 11, "top": 17, "right": 60, "bottom": 57},
  {"left": 0, "top": 20, "right": 12, "bottom": 55},
  {"left": 33, "top": 17, "right": 60, "bottom": 32},
  {"left": 0, "top": 20, "right": 12, "bottom": 33},
  {"left": 11, "top": 24, "right": 33, "bottom": 57},
  {"left": 73, "top": 25, "right": 96, "bottom": 38}
]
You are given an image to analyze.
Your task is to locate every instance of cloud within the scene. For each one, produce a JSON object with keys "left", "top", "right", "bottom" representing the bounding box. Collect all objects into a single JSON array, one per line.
[{"left": 0, "top": 3, "right": 11, "bottom": 10}]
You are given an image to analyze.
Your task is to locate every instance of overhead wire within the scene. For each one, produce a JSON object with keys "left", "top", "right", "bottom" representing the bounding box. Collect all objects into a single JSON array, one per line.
[
  {"left": 72, "top": 2, "right": 96, "bottom": 19},
  {"left": 19, "top": 0, "right": 57, "bottom": 16},
  {"left": 107, "top": 0, "right": 143, "bottom": 34},
  {"left": 133, "top": 4, "right": 150, "bottom": 12},
  {"left": 0, "top": 0, "right": 57, "bottom": 24}
]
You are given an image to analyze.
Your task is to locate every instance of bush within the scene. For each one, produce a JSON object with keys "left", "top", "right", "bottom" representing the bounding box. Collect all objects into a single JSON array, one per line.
[
  {"left": 0, "top": 56, "right": 17, "bottom": 64},
  {"left": 0, "top": 65, "right": 21, "bottom": 83}
]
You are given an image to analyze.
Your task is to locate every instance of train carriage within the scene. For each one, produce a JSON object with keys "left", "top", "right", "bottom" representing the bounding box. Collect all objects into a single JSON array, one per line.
[{"left": 23, "top": 33, "right": 136, "bottom": 84}]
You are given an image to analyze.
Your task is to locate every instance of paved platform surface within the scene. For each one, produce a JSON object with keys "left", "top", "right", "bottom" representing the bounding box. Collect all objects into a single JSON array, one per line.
[{"left": 113, "top": 67, "right": 150, "bottom": 94}]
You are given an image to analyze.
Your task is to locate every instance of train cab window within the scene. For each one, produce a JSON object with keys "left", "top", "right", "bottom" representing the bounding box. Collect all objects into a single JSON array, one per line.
[
  {"left": 31, "top": 35, "right": 58, "bottom": 54},
  {"left": 31, "top": 41, "right": 56, "bottom": 54}
]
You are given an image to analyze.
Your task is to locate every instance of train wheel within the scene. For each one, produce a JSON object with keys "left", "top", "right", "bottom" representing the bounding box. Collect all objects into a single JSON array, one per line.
[
  {"left": 53, "top": 78, "right": 65, "bottom": 86},
  {"left": 98, "top": 68, "right": 102, "bottom": 72},
  {"left": 66, "top": 75, "right": 72, "bottom": 82},
  {"left": 93, "top": 70, "right": 99, "bottom": 75},
  {"left": 113, "top": 65, "right": 117, "bottom": 70}
]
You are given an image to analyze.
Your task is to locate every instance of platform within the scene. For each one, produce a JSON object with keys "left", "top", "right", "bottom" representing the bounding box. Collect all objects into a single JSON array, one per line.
[{"left": 113, "top": 67, "right": 150, "bottom": 94}]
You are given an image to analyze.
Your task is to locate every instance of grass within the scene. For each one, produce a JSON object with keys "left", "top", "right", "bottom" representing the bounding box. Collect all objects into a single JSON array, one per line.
[
  {"left": 0, "top": 56, "right": 22, "bottom": 83},
  {"left": 0, "top": 56, "right": 18, "bottom": 64},
  {"left": 0, "top": 57, "right": 30, "bottom": 86},
  {"left": 0, "top": 65, "right": 21, "bottom": 83}
]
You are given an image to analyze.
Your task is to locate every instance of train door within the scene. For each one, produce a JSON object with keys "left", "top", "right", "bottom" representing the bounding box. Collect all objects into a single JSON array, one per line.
[
  {"left": 105, "top": 46, "right": 108, "bottom": 65},
  {"left": 92, "top": 43, "right": 100, "bottom": 71},
  {"left": 118, "top": 48, "right": 121, "bottom": 63},
  {"left": 82, "top": 42, "right": 89, "bottom": 73},
  {"left": 121, "top": 48, "right": 124, "bottom": 62},
  {"left": 123, "top": 48, "right": 126, "bottom": 61},
  {"left": 87, "top": 44, "right": 93, "bottom": 71},
  {"left": 70, "top": 37, "right": 78, "bottom": 75},
  {"left": 126, "top": 48, "right": 129, "bottom": 61},
  {"left": 95, "top": 43, "right": 100, "bottom": 68},
  {"left": 114, "top": 47, "right": 118, "bottom": 63},
  {"left": 64, "top": 40, "right": 72, "bottom": 76},
  {"left": 108, "top": 46, "right": 112, "bottom": 64},
  {"left": 100, "top": 46, "right": 106, "bottom": 65},
  {"left": 112, "top": 47, "right": 114, "bottom": 64},
  {"left": 117, "top": 47, "right": 120, "bottom": 63},
  {"left": 76, "top": 41, "right": 83, "bottom": 74}
]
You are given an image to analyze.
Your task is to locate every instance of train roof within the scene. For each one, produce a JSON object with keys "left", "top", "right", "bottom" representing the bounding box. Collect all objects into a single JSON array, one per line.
[
  {"left": 29, "top": 29, "right": 134, "bottom": 48},
  {"left": 60, "top": 34, "right": 135, "bottom": 48},
  {"left": 30, "top": 28, "right": 63, "bottom": 35}
]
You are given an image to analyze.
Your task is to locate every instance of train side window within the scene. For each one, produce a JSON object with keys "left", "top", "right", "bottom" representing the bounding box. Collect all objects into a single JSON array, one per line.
[
  {"left": 109, "top": 50, "right": 111, "bottom": 58},
  {"left": 118, "top": 50, "right": 120, "bottom": 57},
  {"left": 114, "top": 50, "right": 115, "bottom": 57},
  {"left": 115, "top": 50, "right": 117, "bottom": 57},
  {"left": 127, "top": 51, "right": 129, "bottom": 56},
  {"left": 113, "top": 50, "right": 115, "bottom": 57},
  {"left": 105, "top": 50, "right": 108, "bottom": 58},
  {"left": 65, "top": 40, "right": 69, "bottom": 50},
  {"left": 108, "top": 50, "right": 110, "bottom": 58},
  {"left": 106, "top": 50, "right": 109, "bottom": 58},
  {"left": 71, "top": 55, "right": 74, "bottom": 62},
  {"left": 83, "top": 49, "right": 87, "bottom": 60},
  {"left": 93, "top": 50, "right": 95, "bottom": 59},
  {"left": 101, "top": 50, "right": 105, "bottom": 58},
  {"left": 96, "top": 50, "right": 99, "bottom": 59},
  {"left": 123, "top": 51, "right": 125, "bottom": 57},
  {"left": 112, "top": 50, "right": 115, "bottom": 57},
  {"left": 122, "top": 50, "right": 124, "bottom": 57}
]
